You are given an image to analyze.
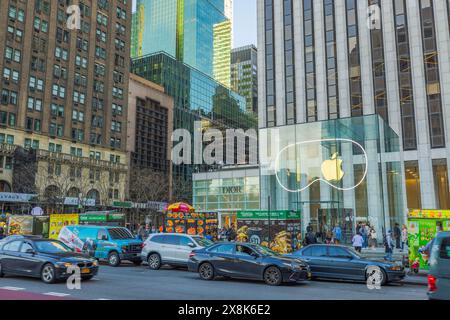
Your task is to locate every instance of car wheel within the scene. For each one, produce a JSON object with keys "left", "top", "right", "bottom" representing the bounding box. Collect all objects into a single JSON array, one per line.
[
  {"left": 41, "top": 263, "right": 56, "bottom": 284},
  {"left": 147, "top": 253, "right": 161, "bottom": 270},
  {"left": 81, "top": 275, "right": 94, "bottom": 281},
  {"left": 198, "top": 262, "right": 215, "bottom": 281},
  {"left": 366, "top": 267, "right": 387, "bottom": 286},
  {"left": 264, "top": 266, "right": 283, "bottom": 286},
  {"left": 0, "top": 262, "right": 4, "bottom": 278},
  {"left": 108, "top": 252, "right": 121, "bottom": 267}
]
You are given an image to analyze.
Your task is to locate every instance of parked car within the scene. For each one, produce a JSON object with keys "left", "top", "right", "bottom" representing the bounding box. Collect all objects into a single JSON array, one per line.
[
  {"left": 58, "top": 225, "right": 143, "bottom": 267},
  {"left": 0, "top": 238, "right": 98, "bottom": 283},
  {"left": 142, "top": 233, "right": 214, "bottom": 270},
  {"left": 288, "top": 244, "right": 405, "bottom": 285},
  {"left": 188, "top": 242, "right": 311, "bottom": 286},
  {"left": 428, "top": 232, "right": 450, "bottom": 300}
]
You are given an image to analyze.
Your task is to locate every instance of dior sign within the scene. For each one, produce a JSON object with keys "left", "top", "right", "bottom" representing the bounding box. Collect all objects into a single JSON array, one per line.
[{"left": 222, "top": 186, "right": 243, "bottom": 194}]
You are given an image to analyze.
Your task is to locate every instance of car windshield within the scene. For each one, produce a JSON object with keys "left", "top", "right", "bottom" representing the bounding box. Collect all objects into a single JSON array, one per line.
[
  {"left": 251, "top": 244, "right": 281, "bottom": 256},
  {"left": 35, "top": 241, "right": 73, "bottom": 254},
  {"left": 192, "top": 236, "right": 214, "bottom": 247},
  {"left": 108, "top": 228, "right": 134, "bottom": 240}
]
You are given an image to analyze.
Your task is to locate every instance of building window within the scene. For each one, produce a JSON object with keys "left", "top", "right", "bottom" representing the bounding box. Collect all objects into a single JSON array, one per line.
[
  {"left": 324, "top": 0, "right": 339, "bottom": 120},
  {"left": 433, "top": 159, "right": 450, "bottom": 209},
  {"left": 368, "top": 0, "right": 388, "bottom": 121},
  {"left": 284, "top": 0, "right": 296, "bottom": 124},
  {"left": 265, "top": 0, "right": 276, "bottom": 127},
  {"left": 346, "top": 0, "right": 363, "bottom": 116},
  {"left": 394, "top": 0, "right": 417, "bottom": 151},
  {"left": 419, "top": 0, "right": 445, "bottom": 148},
  {"left": 304, "top": 0, "right": 317, "bottom": 122}
]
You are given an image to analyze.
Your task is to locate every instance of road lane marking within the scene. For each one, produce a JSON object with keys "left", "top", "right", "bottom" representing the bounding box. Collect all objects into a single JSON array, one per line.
[
  {"left": 0, "top": 286, "right": 25, "bottom": 291},
  {"left": 97, "top": 298, "right": 111, "bottom": 300},
  {"left": 43, "top": 292, "right": 71, "bottom": 297}
]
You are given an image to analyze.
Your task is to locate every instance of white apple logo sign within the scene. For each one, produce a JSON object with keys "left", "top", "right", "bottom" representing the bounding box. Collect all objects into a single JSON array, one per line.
[{"left": 273, "top": 138, "right": 368, "bottom": 193}]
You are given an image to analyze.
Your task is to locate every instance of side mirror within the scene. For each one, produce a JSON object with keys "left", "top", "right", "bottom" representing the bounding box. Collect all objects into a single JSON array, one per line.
[
  {"left": 251, "top": 252, "right": 259, "bottom": 259},
  {"left": 101, "top": 235, "right": 108, "bottom": 241},
  {"left": 26, "top": 248, "right": 35, "bottom": 255},
  {"left": 188, "top": 242, "right": 196, "bottom": 248}
]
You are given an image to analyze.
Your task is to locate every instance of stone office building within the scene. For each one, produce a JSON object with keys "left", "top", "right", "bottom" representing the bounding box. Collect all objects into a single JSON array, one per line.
[
  {"left": 257, "top": 0, "right": 450, "bottom": 235},
  {"left": 0, "top": 0, "right": 132, "bottom": 208}
]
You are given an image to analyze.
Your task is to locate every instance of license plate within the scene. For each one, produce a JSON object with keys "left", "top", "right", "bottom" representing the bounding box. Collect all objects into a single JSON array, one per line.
[
  {"left": 81, "top": 268, "right": 91, "bottom": 274},
  {"left": 308, "top": 272, "right": 312, "bottom": 278}
]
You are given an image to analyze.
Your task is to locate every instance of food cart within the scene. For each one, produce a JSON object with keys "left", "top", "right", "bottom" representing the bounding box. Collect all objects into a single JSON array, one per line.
[
  {"left": 163, "top": 202, "right": 218, "bottom": 236},
  {"left": 408, "top": 209, "right": 450, "bottom": 270},
  {"left": 236, "top": 210, "right": 302, "bottom": 254}
]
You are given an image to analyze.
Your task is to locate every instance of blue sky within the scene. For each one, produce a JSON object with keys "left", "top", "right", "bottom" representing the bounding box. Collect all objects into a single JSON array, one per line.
[
  {"left": 132, "top": 0, "right": 257, "bottom": 49},
  {"left": 233, "top": 0, "right": 257, "bottom": 48}
]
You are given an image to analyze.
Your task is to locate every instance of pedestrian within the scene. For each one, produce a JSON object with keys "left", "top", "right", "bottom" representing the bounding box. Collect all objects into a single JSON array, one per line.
[
  {"left": 306, "top": 223, "right": 313, "bottom": 233},
  {"left": 227, "top": 224, "right": 236, "bottom": 242},
  {"left": 205, "top": 231, "right": 213, "bottom": 241},
  {"left": 137, "top": 224, "right": 144, "bottom": 240},
  {"left": 360, "top": 223, "right": 368, "bottom": 249},
  {"left": 384, "top": 230, "right": 394, "bottom": 261},
  {"left": 303, "top": 230, "right": 317, "bottom": 246},
  {"left": 151, "top": 225, "right": 157, "bottom": 234},
  {"left": 401, "top": 224, "right": 408, "bottom": 252},
  {"left": 394, "top": 223, "right": 401, "bottom": 249},
  {"left": 0, "top": 226, "right": 4, "bottom": 240},
  {"left": 369, "top": 227, "right": 377, "bottom": 249},
  {"left": 332, "top": 225, "right": 342, "bottom": 245},
  {"left": 352, "top": 232, "right": 363, "bottom": 253},
  {"left": 325, "top": 230, "right": 333, "bottom": 244}
]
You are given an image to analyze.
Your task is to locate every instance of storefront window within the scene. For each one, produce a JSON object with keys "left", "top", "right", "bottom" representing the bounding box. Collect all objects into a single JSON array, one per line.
[
  {"left": 433, "top": 159, "right": 450, "bottom": 209},
  {"left": 405, "top": 161, "right": 421, "bottom": 210},
  {"left": 354, "top": 164, "right": 368, "bottom": 219}
]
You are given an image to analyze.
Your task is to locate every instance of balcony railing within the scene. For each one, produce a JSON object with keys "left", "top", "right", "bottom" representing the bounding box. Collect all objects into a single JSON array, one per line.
[{"left": 0, "top": 143, "right": 17, "bottom": 155}]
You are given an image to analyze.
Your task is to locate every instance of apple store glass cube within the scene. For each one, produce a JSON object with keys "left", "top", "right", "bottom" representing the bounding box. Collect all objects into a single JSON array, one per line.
[{"left": 259, "top": 115, "right": 404, "bottom": 243}]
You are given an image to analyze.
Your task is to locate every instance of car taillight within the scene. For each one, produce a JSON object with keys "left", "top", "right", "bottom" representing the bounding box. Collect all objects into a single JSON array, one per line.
[
  {"left": 189, "top": 252, "right": 196, "bottom": 258},
  {"left": 141, "top": 243, "right": 145, "bottom": 249},
  {"left": 428, "top": 275, "right": 437, "bottom": 292}
]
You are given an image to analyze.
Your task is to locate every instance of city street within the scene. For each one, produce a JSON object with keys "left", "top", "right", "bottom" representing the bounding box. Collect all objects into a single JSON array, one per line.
[{"left": 0, "top": 263, "right": 427, "bottom": 300}]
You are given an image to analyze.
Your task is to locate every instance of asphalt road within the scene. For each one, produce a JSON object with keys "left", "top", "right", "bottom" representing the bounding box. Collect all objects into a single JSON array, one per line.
[{"left": 0, "top": 262, "right": 427, "bottom": 300}]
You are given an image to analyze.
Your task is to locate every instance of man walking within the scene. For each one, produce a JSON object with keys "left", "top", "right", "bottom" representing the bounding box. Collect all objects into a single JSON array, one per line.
[
  {"left": 394, "top": 223, "right": 401, "bottom": 249},
  {"left": 352, "top": 232, "right": 364, "bottom": 253},
  {"left": 384, "top": 230, "right": 394, "bottom": 261}
]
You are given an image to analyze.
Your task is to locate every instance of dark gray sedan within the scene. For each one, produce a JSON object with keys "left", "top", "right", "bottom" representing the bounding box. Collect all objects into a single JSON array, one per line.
[{"left": 288, "top": 244, "right": 405, "bottom": 285}]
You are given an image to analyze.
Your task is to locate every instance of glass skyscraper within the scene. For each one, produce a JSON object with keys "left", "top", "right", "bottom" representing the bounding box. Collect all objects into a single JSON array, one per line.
[
  {"left": 132, "top": 0, "right": 231, "bottom": 82},
  {"left": 132, "top": 52, "right": 256, "bottom": 196}
]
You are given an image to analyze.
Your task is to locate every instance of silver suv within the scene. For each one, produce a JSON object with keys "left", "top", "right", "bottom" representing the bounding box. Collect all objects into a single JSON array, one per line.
[{"left": 141, "top": 233, "right": 214, "bottom": 270}]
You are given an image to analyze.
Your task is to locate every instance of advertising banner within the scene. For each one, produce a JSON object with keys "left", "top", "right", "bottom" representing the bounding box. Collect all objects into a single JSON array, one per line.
[
  {"left": 237, "top": 211, "right": 301, "bottom": 253},
  {"left": 7, "top": 216, "right": 34, "bottom": 235},
  {"left": 49, "top": 214, "right": 79, "bottom": 239}
]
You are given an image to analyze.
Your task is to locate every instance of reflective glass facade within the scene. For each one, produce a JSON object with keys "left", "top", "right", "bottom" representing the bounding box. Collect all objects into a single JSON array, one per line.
[
  {"left": 131, "top": 0, "right": 230, "bottom": 80},
  {"left": 259, "top": 115, "right": 404, "bottom": 238},
  {"left": 131, "top": 52, "right": 256, "bottom": 180}
]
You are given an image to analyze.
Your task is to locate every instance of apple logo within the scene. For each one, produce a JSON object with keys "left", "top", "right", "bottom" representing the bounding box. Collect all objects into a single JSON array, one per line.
[
  {"left": 274, "top": 138, "right": 367, "bottom": 192},
  {"left": 321, "top": 153, "right": 345, "bottom": 182}
]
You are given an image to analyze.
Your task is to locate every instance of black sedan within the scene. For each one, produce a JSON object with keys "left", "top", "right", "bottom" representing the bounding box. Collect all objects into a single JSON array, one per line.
[
  {"left": 188, "top": 242, "right": 311, "bottom": 286},
  {"left": 0, "top": 237, "right": 98, "bottom": 283},
  {"left": 288, "top": 244, "right": 405, "bottom": 285}
]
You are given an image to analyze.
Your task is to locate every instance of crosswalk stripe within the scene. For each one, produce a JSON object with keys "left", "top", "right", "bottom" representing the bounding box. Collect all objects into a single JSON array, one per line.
[
  {"left": 43, "top": 292, "right": 71, "bottom": 297},
  {"left": 0, "top": 286, "right": 25, "bottom": 291}
]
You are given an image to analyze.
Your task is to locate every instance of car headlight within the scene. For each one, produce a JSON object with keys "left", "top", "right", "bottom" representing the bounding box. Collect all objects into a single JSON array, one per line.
[
  {"left": 92, "top": 260, "right": 98, "bottom": 267},
  {"left": 56, "top": 262, "right": 74, "bottom": 268}
]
